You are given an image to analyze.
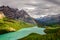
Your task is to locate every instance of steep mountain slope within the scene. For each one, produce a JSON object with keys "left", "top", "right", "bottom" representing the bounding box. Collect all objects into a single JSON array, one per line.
[
  {"left": 0, "top": 6, "right": 35, "bottom": 24},
  {"left": 0, "top": 17, "right": 35, "bottom": 34}
]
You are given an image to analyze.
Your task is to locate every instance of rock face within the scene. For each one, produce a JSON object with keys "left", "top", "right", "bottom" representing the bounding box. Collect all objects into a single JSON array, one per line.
[
  {"left": 0, "top": 6, "right": 35, "bottom": 24},
  {"left": 0, "top": 11, "right": 5, "bottom": 19}
]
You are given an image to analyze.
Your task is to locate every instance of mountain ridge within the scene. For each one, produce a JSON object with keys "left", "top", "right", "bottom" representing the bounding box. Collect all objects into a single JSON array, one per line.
[
  {"left": 0, "top": 6, "right": 35, "bottom": 24},
  {"left": 34, "top": 14, "right": 60, "bottom": 26}
]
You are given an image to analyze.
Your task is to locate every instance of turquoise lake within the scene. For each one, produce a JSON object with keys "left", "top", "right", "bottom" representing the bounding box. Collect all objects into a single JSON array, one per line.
[{"left": 0, "top": 26, "right": 46, "bottom": 40}]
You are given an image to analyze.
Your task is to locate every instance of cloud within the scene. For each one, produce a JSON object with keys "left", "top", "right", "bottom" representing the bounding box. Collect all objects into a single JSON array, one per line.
[{"left": 0, "top": 0, "right": 60, "bottom": 18}]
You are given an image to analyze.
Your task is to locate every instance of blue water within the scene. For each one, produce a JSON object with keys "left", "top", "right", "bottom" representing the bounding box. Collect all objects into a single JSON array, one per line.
[{"left": 0, "top": 26, "right": 46, "bottom": 40}]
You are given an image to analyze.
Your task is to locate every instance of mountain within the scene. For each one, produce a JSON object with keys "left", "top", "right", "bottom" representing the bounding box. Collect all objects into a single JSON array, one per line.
[
  {"left": 34, "top": 14, "right": 60, "bottom": 26},
  {"left": 0, "top": 6, "right": 35, "bottom": 24}
]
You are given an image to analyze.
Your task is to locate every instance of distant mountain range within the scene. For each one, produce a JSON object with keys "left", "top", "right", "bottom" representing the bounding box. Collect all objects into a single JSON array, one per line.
[
  {"left": 0, "top": 6, "right": 35, "bottom": 24},
  {"left": 0, "top": 6, "right": 60, "bottom": 25},
  {"left": 34, "top": 14, "right": 60, "bottom": 26}
]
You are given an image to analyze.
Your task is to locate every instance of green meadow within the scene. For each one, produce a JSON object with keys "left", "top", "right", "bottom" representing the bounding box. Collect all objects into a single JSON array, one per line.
[{"left": 0, "top": 17, "right": 35, "bottom": 34}]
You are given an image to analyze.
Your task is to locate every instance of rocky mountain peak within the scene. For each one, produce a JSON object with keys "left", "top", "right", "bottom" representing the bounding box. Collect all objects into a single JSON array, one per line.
[{"left": 0, "top": 6, "right": 35, "bottom": 24}]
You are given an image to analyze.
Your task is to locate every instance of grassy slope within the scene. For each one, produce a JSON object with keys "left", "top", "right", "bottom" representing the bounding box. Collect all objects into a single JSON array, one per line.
[
  {"left": 19, "top": 28, "right": 60, "bottom": 40},
  {"left": 0, "top": 18, "right": 35, "bottom": 34}
]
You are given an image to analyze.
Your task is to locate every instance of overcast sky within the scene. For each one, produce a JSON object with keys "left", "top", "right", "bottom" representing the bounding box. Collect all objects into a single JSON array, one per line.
[{"left": 0, "top": 0, "right": 60, "bottom": 18}]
